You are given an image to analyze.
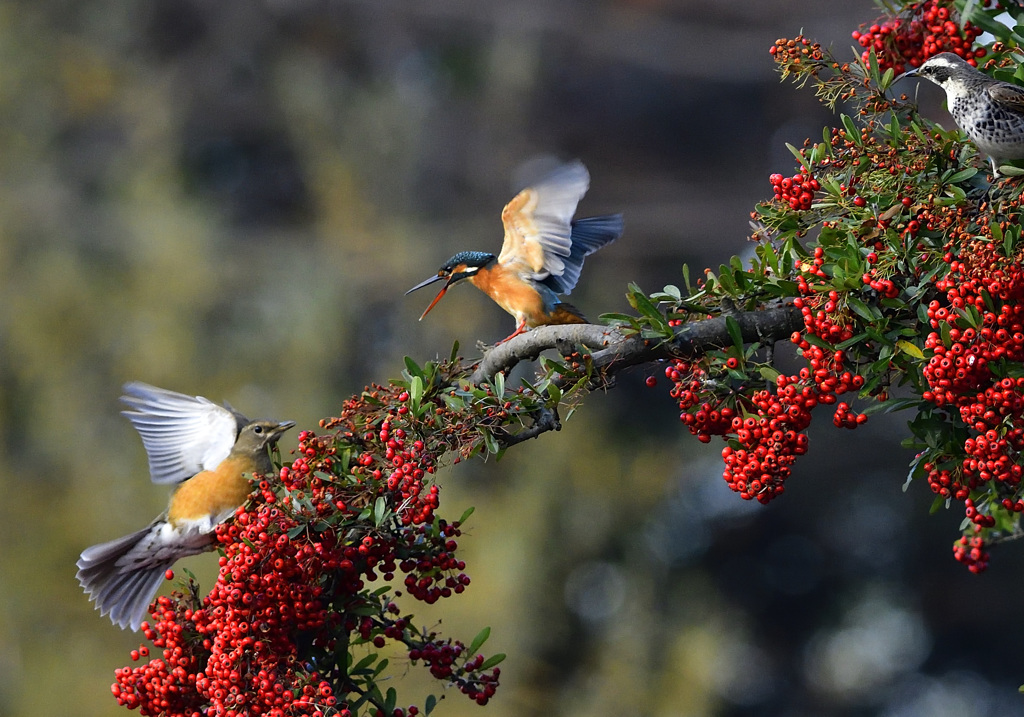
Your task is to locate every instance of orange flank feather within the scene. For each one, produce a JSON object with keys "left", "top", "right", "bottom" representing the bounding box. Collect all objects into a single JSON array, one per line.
[
  {"left": 546, "top": 304, "right": 587, "bottom": 325},
  {"left": 469, "top": 264, "right": 587, "bottom": 328},
  {"left": 469, "top": 264, "right": 547, "bottom": 327},
  {"left": 167, "top": 454, "right": 256, "bottom": 524}
]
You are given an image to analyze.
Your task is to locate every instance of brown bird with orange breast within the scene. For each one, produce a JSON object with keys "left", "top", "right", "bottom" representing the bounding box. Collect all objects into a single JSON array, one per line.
[
  {"left": 76, "top": 382, "right": 294, "bottom": 631},
  {"left": 406, "top": 160, "right": 623, "bottom": 342}
]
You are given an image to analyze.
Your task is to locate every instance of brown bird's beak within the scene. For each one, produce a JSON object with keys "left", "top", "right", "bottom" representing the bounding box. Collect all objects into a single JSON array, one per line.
[
  {"left": 270, "top": 420, "right": 296, "bottom": 440},
  {"left": 405, "top": 274, "right": 452, "bottom": 321}
]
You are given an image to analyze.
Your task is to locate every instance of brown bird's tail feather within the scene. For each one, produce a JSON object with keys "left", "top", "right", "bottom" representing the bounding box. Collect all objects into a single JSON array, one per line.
[{"left": 76, "top": 524, "right": 174, "bottom": 631}]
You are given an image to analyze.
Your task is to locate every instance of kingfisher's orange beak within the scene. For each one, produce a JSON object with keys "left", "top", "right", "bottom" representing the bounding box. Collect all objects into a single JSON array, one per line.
[
  {"left": 418, "top": 285, "right": 451, "bottom": 320},
  {"left": 406, "top": 273, "right": 452, "bottom": 321}
]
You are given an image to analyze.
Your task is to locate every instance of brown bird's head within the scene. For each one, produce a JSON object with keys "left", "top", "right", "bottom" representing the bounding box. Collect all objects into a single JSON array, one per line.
[{"left": 234, "top": 419, "right": 296, "bottom": 455}]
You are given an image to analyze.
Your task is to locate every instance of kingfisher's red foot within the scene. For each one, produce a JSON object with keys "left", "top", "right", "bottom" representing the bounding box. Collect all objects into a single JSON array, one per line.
[{"left": 495, "top": 322, "right": 528, "bottom": 345}]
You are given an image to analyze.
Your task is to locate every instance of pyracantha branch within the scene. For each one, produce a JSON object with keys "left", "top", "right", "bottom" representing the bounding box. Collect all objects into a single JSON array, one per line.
[{"left": 469, "top": 306, "right": 803, "bottom": 385}]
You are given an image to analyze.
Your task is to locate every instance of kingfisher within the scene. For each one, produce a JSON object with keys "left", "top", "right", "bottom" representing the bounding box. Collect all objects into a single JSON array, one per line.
[
  {"left": 406, "top": 159, "right": 623, "bottom": 342},
  {"left": 76, "top": 382, "right": 294, "bottom": 631}
]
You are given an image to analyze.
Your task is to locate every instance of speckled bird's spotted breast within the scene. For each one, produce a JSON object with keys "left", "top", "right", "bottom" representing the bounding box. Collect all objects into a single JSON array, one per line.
[{"left": 950, "top": 94, "right": 1024, "bottom": 157}]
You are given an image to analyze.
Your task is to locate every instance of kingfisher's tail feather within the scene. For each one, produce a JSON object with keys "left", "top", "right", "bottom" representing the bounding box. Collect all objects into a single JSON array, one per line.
[
  {"left": 77, "top": 525, "right": 172, "bottom": 631},
  {"left": 546, "top": 214, "right": 623, "bottom": 295}
]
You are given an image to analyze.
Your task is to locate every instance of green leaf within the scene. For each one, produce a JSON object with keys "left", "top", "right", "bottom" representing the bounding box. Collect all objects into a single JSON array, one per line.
[
  {"left": 480, "top": 653, "right": 507, "bottom": 670},
  {"left": 841, "top": 114, "right": 861, "bottom": 146},
  {"left": 628, "top": 286, "right": 666, "bottom": 324},
  {"left": 758, "top": 365, "right": 782, "bottom": 383},
  {"left": 449, "top": 340, "right": 460, "bottom": 363},
  {"left": 759, "top": 242, "right": 781, "bottom": 275},
  {"left": 459, "top": 505, "right": 476, "bottom": 524},
  {"left": 442, "top": 393, "right": 466, "bottom": 411},
  {"left": 384, "top": 687, "right": 397, "bottom": 713},
  {"left": 352, "top": 653, "right": 378, "bottom": 673},
  {"left": 940, "top": 321, "right": 952, "bottom": 347},
  {"left": 469, "top": 626, "right": 491, "bottom": 655},
  {"left": 903, "top": 463, "right": 916, "bottom": 493},
  {"left": 846, "top": 295, "right": 877, "bottom": 322},
  {"left": 880, "top": 66, "right": 894, "bottom": 90},
  {"left": 426, "top": 695, "right": 438, "bottom": 714},
  {"left": 545, "top": 381, "right": 563, "bottom": 404},
  {"left": 835, "top": 331, "right": 869, "bottom": 351},
  {"left": 404, "top": 356, "right": 424, "bottom": 379},
  {"left": 717, "top": 267, "right": 737, "bottom": 294},
  {"left": 896, "top": 339, "right": 925, "bottom": 360},
  {"left": 1002, "top": 160, "right": 1024, "bottom": 176},
  {"left": 861, "top": 396, "right": 920, "bottom": 416},
  {"left": 481, "top": 428, "right": 499, "bottom": 455},
  {"left": 409, "top": 375, "right": 424, "bottom": 412},
  {"left": 493, "top": 370, "right": 505, "bottom": 399},
  {"left": 373, "top": 496, "right": 387, "bottom": 527},
  {"left": 724, "top": 315, "right": 743, "bottom": 350},
  {"left": 802, "top": 333, "right": 834, "bottom": 351},
  {"left": 945, "top": 167, "right": 978, "bottom": 184},
  {"left": 930, "top": 495, "right": 949, "bottom": 515},
  {"left": 866, "top": 47, "right": 880, "bottom": 82},
  {"left": 599, "top": 312, "right": 642, "bottom": 327},
  {"left": 785, "top": 142, "right": 810, "bottom": 169}
]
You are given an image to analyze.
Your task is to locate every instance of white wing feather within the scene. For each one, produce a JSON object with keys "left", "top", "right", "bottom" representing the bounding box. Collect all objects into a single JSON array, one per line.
[{"left": 120, "top": 382, "right": 244, "bottom": 484}]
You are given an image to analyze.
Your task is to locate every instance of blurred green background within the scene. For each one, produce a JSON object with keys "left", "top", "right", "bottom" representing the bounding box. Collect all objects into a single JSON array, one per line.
[{"left": 4, "top": 1, "right": 1024, "bottom": 716}]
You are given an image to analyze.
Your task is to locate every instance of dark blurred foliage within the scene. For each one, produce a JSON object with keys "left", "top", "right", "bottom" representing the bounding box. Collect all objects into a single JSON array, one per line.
[{"left": 2, "top": 1, "right": 1024, "bottom": 716}]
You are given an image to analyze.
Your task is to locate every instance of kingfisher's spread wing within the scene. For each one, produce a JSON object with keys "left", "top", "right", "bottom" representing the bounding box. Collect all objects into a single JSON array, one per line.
[
  {"left": 543, "top": 214, "right": 624, "bottom": 295},
  {"left": 120, "top": 382, "right": 247, "bottom": 485},
  {"left": 498, "top": 160, "right": 591, "bottom": 280},
  {"left": 989, "top": 82, "right": 1024, "bottom": 111}
]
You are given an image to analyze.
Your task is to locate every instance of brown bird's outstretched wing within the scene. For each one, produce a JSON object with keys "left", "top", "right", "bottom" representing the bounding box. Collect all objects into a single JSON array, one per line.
[
  {"left": 120, "top": 382, "right": 248, "bottom": 485},
  {"left": 989, "top": 82, "right": 1024, "bottom": 111},
  {"left": 497, "top": 160, "right": 591, "bottom": 280}
]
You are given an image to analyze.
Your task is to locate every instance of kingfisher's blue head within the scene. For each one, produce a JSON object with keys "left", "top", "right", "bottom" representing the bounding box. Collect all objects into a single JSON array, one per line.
[{"left": 405, "top": 251, "right": 497, "bottom": 320}]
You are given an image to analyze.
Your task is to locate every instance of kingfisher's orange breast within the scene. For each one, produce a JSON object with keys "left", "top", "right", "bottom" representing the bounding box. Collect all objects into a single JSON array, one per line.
[
  {"left": 167, "top": 454, "right": 255, "bottom": 524},
  {"left": 469, "top": 266, "right": 547, "bottom": 326}
]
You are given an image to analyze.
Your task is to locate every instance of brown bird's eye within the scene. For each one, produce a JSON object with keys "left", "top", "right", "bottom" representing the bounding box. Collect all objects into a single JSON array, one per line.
[{"left": 253, "top": 425, "right": 264, "bottom": 434}]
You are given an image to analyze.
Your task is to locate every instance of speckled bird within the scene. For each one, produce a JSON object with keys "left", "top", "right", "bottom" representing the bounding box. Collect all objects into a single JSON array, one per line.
[
  {"left": 900, "top": 52, "right": 1024, "bottom": 176},
  {"left": 76, "top": 382, "right": 294, "bottom": 631},
  {"left": 406, "top": 160, "right": 623, "bottom": 342}
]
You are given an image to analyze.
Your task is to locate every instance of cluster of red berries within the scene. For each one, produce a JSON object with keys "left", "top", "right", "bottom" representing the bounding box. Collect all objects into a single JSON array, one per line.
[
  {"left": 360, "top": 416, "right": 440, "bottom": 526},
  {"left": 113, "top": 500, "right": 337, "bottom": 716},
  {"left": 917, "top": 237, "right": 1024, "bottom": 560},
  {"left": 665, "top": 359, "right": 736, "bottom": 444},
  {"left": 852, "top": 0, "right": 984, "bottom": 73},
  {"left": 400, "top": 520, "right": 470, "bottom": 603},
  {"left": 770, "top": 169, "right": 820, "bottom": 211},
  {"left": 953, "top": 533, "right": 989, "bottom": 574},
  {"left": 409, "top": 638, "right": 500, "bottom": 705},
  {"left": 664, "top": 335, "right": 865, "bottom": 503},
  {"left": 112, "top": 377, "right": 505, "bottom": 714},
  {"left": 663, "top": 225, "right": 871, "bottom": 503}
]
